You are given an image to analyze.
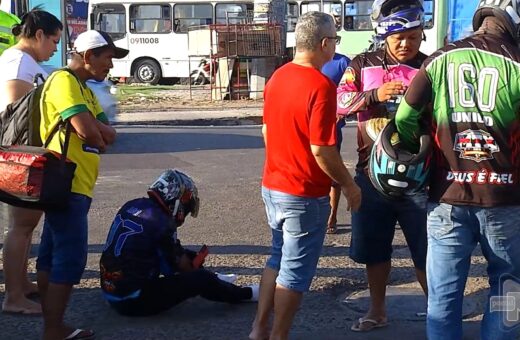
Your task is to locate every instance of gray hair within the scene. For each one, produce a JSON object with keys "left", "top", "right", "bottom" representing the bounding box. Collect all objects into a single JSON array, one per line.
[{"left": 295, "top": 12, "right": 335, "bottom": 51}]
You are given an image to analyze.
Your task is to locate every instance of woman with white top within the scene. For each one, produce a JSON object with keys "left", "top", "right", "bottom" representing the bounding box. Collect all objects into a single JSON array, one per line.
[{"left": 0, "top": 9, "right": 62, "bottom": 315}]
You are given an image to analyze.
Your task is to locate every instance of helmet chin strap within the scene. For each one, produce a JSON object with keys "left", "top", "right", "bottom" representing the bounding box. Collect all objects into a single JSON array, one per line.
[{"left": 171, "top": 199, "right": 180, "bottom": 216}]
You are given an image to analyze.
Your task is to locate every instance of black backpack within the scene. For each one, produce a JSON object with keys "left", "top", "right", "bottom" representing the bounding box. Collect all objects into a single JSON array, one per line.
[
  {"left": 0, "top": 70, "right": 76, "bottom": 210},
  {"left": 0, "top": 73, "right": 46, "bottom": 146}
]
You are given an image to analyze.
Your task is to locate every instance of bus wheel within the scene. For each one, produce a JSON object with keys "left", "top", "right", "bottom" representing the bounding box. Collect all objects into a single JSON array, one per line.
[{"left": 134, "top": 59, "right": 161, "bottom": 85}]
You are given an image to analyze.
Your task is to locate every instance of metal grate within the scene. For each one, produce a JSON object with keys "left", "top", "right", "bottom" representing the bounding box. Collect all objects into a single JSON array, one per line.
[{"left": 211, "top": 24, "right": 283, "bottom": 57}]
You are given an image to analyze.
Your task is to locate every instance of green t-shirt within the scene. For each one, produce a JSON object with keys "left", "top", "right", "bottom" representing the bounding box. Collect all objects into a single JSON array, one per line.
[
  {"left": 396, "top": 34, "right": 520, "bottom": 206},
  {"left": 0, "top": 10, "right": 20, "bottom": 56}
]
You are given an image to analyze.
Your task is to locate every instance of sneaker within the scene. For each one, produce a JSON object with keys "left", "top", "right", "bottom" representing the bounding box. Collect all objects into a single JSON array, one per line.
[
  {"left": 216, "top": 272, "right": 238, "bottom": 284},
  {"left": 247, "top": 284, "right": 260, "bottom": 302}
]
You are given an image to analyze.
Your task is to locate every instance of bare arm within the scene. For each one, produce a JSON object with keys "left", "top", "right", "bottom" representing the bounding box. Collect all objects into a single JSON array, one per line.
[
  {"left": 311, "top": 144, "right": 361, "bottom": 211},
  {"left": 69, "top": 112, "right": 106, "bottom": 152},
  {"left": 96, "top": 119, "right": 117, "bottom": 145},
  {"left": 262, "top": 124, "right": 267, "bottom": 146},
  {"left": 4, "top": 80, "right": 33, "bottom": 103}
]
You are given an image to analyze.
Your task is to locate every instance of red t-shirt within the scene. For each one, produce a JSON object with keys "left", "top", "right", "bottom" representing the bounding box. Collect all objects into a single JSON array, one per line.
[{"left": 262, "top": 62, "right": 337, "bottom": 197}]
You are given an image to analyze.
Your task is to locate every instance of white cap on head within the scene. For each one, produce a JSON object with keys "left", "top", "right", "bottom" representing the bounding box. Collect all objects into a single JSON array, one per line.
[{"left": 73, "top": 30, "right": 129, "bottom": 59}]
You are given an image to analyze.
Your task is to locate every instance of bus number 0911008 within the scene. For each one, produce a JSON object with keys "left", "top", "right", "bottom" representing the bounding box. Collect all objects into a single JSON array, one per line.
[{"left": 130, "top": 38, "right": 159, "bottom": 44}]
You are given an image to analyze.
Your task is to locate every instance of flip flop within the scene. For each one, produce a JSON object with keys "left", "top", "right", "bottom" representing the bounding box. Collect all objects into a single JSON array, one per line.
[
  {"left": 64, "top": 329, "right": 95, "bottom": 340},
  {"left": 2, "top": 306, "right": 42, "bottom": 316},
  {"left": 326, "top": 224, "right": 337, "bottom": 234},
  {"left": 350, "top": 317, "right": 389, "bottom": 332}
]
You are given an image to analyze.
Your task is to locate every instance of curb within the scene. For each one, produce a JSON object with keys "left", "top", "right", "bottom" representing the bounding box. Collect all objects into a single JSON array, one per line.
[
  {"left": 111, "top": 117, "right": 358, "bottom": 127},
  {"left": 112, "top": 116, "right": 264, "bottom": 127}
]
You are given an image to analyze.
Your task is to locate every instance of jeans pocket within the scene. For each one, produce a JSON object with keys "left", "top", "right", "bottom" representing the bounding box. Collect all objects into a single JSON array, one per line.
[
  {"left": 280, "top": 199, "right": 312, "bottom": 238},
  {"left": 427, "top": 202, "right": 455, "bottom": 239},
  {"left": 484, "top": 206, "right": 520, "bottom": 240}
]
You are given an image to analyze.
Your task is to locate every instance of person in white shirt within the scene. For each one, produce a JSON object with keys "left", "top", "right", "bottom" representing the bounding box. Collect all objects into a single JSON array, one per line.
[{"left": 0, "top": 8, "right": 62, "bottom": 316}]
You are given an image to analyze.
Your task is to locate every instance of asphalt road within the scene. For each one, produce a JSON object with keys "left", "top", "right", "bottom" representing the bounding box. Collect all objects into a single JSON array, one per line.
[{"left": 0, "top": 125, "right": 482, "bottom": 339}]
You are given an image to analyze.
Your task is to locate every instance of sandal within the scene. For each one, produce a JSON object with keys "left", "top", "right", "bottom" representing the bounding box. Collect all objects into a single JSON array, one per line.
[
  {"left": 64, "top": 329, "right": 95, "bottom": 340},
  {"left": 326, "top": 223, "right": 337, "bottom": 234},
  {"left": 351, "top": 317, "right": 389, "bottom": 332}
]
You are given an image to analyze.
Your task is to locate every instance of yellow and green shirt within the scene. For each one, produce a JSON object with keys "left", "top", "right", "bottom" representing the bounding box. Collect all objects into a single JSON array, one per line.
[{"left": 40, "top": 69, "right": 109, "bottom": 198}]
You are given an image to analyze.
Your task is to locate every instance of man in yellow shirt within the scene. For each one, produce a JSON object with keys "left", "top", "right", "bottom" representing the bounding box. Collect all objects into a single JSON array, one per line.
[{"left": 36, "top": 30, "right": 127, "bottom": 340}]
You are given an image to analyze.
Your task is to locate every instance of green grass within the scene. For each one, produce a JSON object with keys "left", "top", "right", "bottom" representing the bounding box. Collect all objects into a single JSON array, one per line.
[{"left": 116, "top": 84, "right": 175, "bottom": 100}]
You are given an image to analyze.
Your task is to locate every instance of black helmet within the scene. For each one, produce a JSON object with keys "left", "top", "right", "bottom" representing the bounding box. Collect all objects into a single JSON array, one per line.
[
  {"left": 368, "top": 119, "right": 432, "bottom": 199},
  {"left": 473, "top": 0, "right": 520, "bottom": 41},
  {"left": 147, "top": 169, "right": 199, "bottom": 224}
]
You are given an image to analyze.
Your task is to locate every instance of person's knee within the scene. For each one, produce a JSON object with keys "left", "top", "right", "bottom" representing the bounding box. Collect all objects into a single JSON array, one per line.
[
  {"left": 49, "top": 236, "right": 88, "bottom": 285},
  {"left": 8, "top": 207, "right": 42, "bottom": 232}
]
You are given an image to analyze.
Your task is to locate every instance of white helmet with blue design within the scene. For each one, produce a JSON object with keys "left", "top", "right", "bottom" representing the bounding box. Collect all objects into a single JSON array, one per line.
[
  {"left": 148, "top": 169, "right": 199, "bottom": 224},
  {"left": 371, "top": 0, "right": 425, "bottom": 38}
]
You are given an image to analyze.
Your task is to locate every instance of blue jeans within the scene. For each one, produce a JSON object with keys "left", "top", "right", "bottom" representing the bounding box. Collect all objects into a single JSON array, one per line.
[
  {"left": 262, "top": 187, "right": 330, "bottom": 292},
  {"left": 336, "top": 117, "right": 346, "bottom": 151},
  {"left": 36, "top": 193, "right": 92, "bottom": 285},
  {"left": 426, "top": 203, "right": 520, "bottom": 340}
]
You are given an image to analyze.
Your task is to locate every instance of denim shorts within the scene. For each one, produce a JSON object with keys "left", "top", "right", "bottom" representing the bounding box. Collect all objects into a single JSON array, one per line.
[
  {"left": 336, "top": 118, "right": 346, "bottom": 152},
  {"left": 262, "top": 187, "right": 330, "bottom": 292},
  {"left": 36, "top": 193, "right": 92, "bottom": 285},
  {"left": 349, "top": 172, "right": 427, "bottom": 270}
]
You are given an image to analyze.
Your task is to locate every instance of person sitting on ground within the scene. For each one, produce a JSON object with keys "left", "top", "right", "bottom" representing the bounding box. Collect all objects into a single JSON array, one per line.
[{"left": 100, "top": 169, "right": 259, "bottom": 316}]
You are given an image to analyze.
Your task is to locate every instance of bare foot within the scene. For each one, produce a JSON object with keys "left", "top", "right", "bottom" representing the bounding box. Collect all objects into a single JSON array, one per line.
[
  {"left": 249, "top": 326, "right": 269, "bottom": 340},
  {"left": 326, "top": 216, "right": 337, "bottom": 234},
  {"left": 44, "top": 326, "right": 94, "bottom": 340},
  {"left": 327, "top": 215, "right": 337, "bottom": 228},
  {"left": 2, "top": 297, "right": 42, "bottom": 315}
]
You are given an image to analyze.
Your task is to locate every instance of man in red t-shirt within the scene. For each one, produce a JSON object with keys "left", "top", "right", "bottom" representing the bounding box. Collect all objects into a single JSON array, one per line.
[{"left": 249, "top": 12, "right": 361, "bottom": 340}]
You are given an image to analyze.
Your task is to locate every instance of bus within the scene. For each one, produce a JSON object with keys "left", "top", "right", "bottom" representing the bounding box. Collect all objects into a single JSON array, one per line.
[
  {"left": 88, "top": 0, "right": 449, "bottom": 84},
  {"left": 289, "top": 0, "right": 448, "bottom": 57}
]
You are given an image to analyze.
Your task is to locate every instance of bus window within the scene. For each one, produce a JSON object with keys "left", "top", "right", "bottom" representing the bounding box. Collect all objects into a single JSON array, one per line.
[
  {"left": 423, "top": 0, "right": 434, "bottom": 29},
  {"left": 286, "top": 2, "right": 298, "bottom": 32},
  {"left": 101, "top": 13, "right": 125, "bottom": 34},
  {"left": 91, "top": 4, "right": 126, "bottom": 40},
  {"left": 344, "top": 1, "right": 372, "bottom": 31},
  {"left": 130, "top": 4, "right": 172, "bottom": 33},
  {"left": 330, "top": 3, "right": 342, "bottom": 30},
  {"left": 300, "top": 1, "right": 342, "bottom": 31},
  {"left": 173, "top": 3, "right": 212, "bottom": 33},
  {"left": 215, "top": 3, "right": 252, "bottom": 24}
]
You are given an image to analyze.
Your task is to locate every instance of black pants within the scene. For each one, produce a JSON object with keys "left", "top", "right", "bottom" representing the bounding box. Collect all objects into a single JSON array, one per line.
[{"left": 110, "top": 269, "right": 252, "bottom": 316}]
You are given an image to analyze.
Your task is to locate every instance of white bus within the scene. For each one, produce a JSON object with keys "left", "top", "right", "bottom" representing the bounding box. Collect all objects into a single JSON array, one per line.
[
  {"left": 89, "top": 0, "right": 254, "bottom": 84},
  {"left": 89, "top": 0, "right": 448, "bottom": 84}
]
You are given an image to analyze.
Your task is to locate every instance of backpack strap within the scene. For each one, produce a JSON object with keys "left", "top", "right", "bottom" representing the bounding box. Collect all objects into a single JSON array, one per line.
[
  {"left": 42, "top": 68, "right": 83, "bottom": 163},
  {"left": 43, "top": 120, "right": 72, "bottom": 164},
  {"left": 32, "top": 73, "right": 45, "bottom": 88}
]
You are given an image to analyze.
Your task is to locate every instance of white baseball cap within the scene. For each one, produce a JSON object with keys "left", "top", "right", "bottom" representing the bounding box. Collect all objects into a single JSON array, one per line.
[{"left": 74, "top": 30, "right": 129, "bottom": 59}]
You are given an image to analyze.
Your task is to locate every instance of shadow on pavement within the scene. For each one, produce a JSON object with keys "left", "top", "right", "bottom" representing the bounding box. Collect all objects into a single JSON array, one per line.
[{"left": 107, "top": 132, "right": 264, "bottom": 154}]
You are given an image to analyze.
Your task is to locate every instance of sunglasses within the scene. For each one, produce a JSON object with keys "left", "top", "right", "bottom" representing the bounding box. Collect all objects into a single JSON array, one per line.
[{"left": 323, "top": 36, "right": 342, "bottom": 45}]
